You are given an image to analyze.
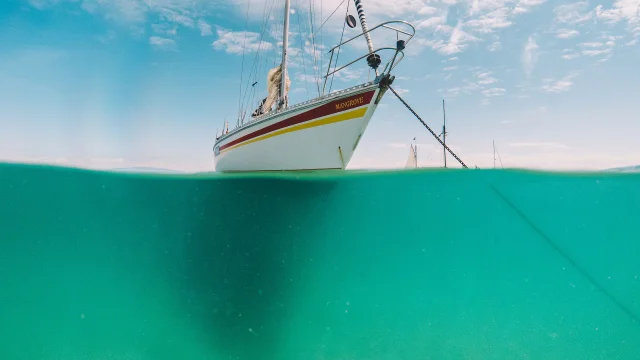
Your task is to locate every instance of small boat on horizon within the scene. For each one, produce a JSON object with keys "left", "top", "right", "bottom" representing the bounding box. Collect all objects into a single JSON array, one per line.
[{"left": 405, "top": 137, "right": 418, "bottom": 169}]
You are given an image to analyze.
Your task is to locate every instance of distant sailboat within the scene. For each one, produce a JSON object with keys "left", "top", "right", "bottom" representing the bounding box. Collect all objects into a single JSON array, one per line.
[{"left": 405, "top": 137, "right": 417, "bottom": 169}]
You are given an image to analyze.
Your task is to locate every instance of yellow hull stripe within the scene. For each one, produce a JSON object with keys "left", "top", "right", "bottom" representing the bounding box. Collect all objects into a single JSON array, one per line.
[{"left": 221, "top": 106, "right": 368, "bottom": 153}]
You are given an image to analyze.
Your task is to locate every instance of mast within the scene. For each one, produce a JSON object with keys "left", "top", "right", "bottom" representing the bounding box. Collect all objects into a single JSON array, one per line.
[
  {"left": 493, "top": 140, "right": 496, "bottom": 168},
  {"left": 280, "top": 0, "right": 291, "bottom": 109},
  {"left": 442, "top": 99, "right": 447, "bottom": 168}
]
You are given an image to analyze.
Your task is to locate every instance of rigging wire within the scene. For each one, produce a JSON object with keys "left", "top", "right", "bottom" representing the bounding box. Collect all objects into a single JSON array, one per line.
[
  {"left": 237, "top": 0, "right": 253, "bottom": 124},
  {"left": 307, "top": 0, "right": 318, "bottom": 95},
  {"left": 310, "top": 0, "right": 347, "bottom": 39},
  {"left": 496, "top": 143, "right": 504, "bottom": 168},
  {"left": 295, "top": 0, "right": 310, "bottom": 99},
  {"left": 319, "top": 0, "right": 324, "bottom": 98},
  {"left": 287, "top": 0, "right": 347, "bottom": 74},
  {"left": 328, "top": 0, "right": 349, "bottom": 94},
  {"left": 238, "top": 1, "right": 268, "bottom": 118},
  {"left": 489, "top": 184, "right": 640, "bottom": 326},
  {"left": 238, "top": 0, "right": 275, "bottom": 120}
]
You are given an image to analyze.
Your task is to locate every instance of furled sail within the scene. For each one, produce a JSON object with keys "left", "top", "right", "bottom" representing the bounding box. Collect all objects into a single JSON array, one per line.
[
  {"left": 405, "top": 144, "right": 417, "bottom": 168},
  {"left": 260, "top": 64, "right": 291, "bottom": 115}
]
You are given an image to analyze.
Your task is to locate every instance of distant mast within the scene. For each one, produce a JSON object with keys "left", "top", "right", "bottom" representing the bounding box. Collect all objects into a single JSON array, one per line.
[
  {"left": 493, "top": 140, "right": 503, "bottom": 169},
  {"left": 414, "top": 137, "right": 417, "bottom": 165},
  {"left": 493, "top": 140, "right": 496, "bottom": 168},
  {"left": 405, "top": 137, "right": 418, "bottom": 169}
]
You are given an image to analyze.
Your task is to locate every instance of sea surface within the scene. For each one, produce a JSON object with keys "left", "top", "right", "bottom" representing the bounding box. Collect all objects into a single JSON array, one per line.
[{"left": 1, "top": 162, "right": 639, "bottom": 360}]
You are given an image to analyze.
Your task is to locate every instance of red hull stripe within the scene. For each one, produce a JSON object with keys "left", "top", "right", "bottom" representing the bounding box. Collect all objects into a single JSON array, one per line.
[{"left": 220, "top": 89, "right": 377, "bottom": 151}]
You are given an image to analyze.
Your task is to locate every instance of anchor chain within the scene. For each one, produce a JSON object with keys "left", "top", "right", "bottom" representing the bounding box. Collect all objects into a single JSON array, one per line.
[{"left": 388, "top": 86, "right": 468, "bottom": 169}]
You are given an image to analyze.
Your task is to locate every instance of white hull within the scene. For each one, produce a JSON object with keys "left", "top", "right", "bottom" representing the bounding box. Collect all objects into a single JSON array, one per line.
[{"left": 214, "top": 83, "right": 384, "bottom": 172}]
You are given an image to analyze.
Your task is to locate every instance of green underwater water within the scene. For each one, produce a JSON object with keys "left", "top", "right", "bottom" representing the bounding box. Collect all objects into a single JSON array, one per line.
[{"left": 1, "top": 162, "right": 639, "bottom": 360}]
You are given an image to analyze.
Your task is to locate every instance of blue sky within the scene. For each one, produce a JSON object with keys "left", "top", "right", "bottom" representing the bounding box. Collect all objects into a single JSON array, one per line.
[{"left": 1, "top": 0, "right": 639, "bottom": 172}]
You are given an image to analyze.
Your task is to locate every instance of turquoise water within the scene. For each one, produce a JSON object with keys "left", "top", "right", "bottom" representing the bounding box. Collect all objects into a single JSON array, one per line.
[{"left": 1, "top": 162, "right": 639, "bottom": 359}]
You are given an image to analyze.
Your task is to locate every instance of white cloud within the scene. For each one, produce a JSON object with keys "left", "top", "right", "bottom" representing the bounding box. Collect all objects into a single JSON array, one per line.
[
  {"left": 414, "top": 16, "right": 480, "bottom": 55},
  {"left": 329, "top": 67, "right": 365, "bottom": 82},
  {"left": 553, "top": 1, "right": 594, "bottom": 25},
  {"left": 487, "top": 41, "right": 502, "bottom": 51},
  {"left": 579, "top": 41, "right": 604, "bottom": 47},
  {"left": 434, "top": 22, "right": 480, "bottom": 55},
  {"left": 557, "top": 29, "right": 580, "bottom": 39},
  {"left": 437, "top": 67, "right": 503, "bottom": 100},
  {"left": 418, "top": 6, "right": 438, "bottom": 15},
  {"left": 198, "top": 20, "right": 212, "bottom": 36},
  {"left": 465, "top": 8, "right": 513, "bottom": 33},
  {"left": 551, "top": 0, "right": 640, "bottom": 39},
  {"left": 577, "top": 38, "right": 617, "bottom": 57},
  {"left": 541, "top": 72, "right": 579, "bottom": 93},
  {"left": 234, "top": 0, "right": 434, "bottom": 23},
  {"left": 562, "top": 52, "right": 580, "bottom": 60},
  {"left": 595, "top": 0, "right": 640, "bottom": 35},
  {"left": 413, "top": 0, "right": 556, "bottom": 57},
  {"left": 152, "top": 23, "right": 177, "bottom": 36},
  {"left": 156, "top": 6, "right": 195, "bottom": 28},
  {"left": 522, "top": 35, "right": 539, "bottom": 77},
  {"left": 482, "top": 87, "right": 506, "bottom": 97},
  {"left": 149, "top": 36, "right": 176, "bottom": 50},
  {"left": 513, "top": 0, "right": 548, "bottom": 15},
  {"left": 23, "top": 0, "right": 549, "bottom": 62},
  {"left": 416, "top": 15, "right": 450, "bottom": 32},
  {"left": 582, "top": 48, "right": 613, "bottom": 56},
  {"left": 477, "top": 71, "right": 498, "bottom": 85},
  {"left": 27, "top": 0, "right": 224, "bottom": 35},
  {"left": 212, "top": 26, "right": 273, "bottom": 55}
]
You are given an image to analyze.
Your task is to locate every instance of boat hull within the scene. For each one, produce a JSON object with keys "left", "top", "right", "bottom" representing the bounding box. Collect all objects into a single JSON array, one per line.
[{"left": 213, "top": 84, "right": 383, "bottom": 172}]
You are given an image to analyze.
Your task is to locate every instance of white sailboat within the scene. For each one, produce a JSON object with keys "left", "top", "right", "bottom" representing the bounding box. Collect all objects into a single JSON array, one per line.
[
  {"left": 213, "top": 0, "right": 415, "bottom": 172},
  {"left": 405, "top": 143, "right": 417, "bottom": 169}
]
